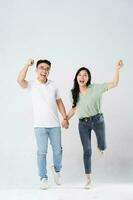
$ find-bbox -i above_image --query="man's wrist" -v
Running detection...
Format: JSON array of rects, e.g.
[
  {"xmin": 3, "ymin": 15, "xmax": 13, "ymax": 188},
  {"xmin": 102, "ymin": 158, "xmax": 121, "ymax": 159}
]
[
  {"xmin": 25, "ymin": 64, "xmax": 30, "ymax": 68},
  {"xmin": 63, "ymin": 117, "xmax": 68, "ymax": 120}
]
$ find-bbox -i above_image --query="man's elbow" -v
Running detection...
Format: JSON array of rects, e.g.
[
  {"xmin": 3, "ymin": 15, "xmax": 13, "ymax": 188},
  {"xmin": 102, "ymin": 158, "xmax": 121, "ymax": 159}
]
[
  {"xmin": 17, "ymin": 79, "xmax": 27, "ymax": 88},
  {"xmin": 17, "ymin": 78, "xmax": 23, "ymax": 86},
  {"xmin": 17, "ymin": 77, "xmax": 21, "ymax": 84},
  {"xmin": 17, "ymin": 77, "xmax": 21, "ymax": 85}
]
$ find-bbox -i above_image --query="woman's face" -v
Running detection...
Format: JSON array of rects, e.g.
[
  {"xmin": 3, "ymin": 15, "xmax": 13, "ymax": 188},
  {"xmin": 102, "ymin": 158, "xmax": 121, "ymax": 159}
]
[{"xmin": 77, "ymin": 70, "xmax": 89, "ymax": 87}]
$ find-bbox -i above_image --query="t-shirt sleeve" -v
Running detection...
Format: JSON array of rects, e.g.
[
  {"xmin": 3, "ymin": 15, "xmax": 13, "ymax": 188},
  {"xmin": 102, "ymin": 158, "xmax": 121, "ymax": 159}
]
[
  {"xmin": 27, "ymin": 80, "xmax": 33, "ymax": 91},
  {"xmin": 96, "ymin": 83, "xmax": 108, "ymax": 94},
  {"xmin": 69, "ymin": 91, "xmax": 73, "ymax": 104},
  {"xmin": 55, "ymin": 88, "xmax": 61, "ymax": 100}
]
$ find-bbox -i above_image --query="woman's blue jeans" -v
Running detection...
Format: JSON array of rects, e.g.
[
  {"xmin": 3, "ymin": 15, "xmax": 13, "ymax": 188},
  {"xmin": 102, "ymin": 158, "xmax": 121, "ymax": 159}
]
[{"xmin": 78, "ymin": 113, "xmax": 107, "ymax": 174}]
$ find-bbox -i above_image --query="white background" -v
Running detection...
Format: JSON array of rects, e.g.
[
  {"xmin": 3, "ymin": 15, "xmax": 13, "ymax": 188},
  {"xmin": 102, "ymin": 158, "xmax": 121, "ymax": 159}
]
[{"xmin": 0, "ymin": 0, "xmax": 133, "ymax": 189}]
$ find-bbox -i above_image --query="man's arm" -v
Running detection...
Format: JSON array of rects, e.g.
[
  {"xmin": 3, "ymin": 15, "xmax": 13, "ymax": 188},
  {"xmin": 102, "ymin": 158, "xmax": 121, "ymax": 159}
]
[
  {"xmin": 107, "ymin": 60, "xmax": 124, "ymax": 90},
  {"xmin": 17, "ymin": 58, "xmax": 34, "ymax": 88},
  {"xmin": 56, "ymin": 99, "xmax": 69, "ymax": 129}
]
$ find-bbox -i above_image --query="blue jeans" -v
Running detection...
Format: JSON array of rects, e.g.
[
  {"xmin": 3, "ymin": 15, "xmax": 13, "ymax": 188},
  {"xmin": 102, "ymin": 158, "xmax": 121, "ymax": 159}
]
[
  {"xmin": 78, "ymin": 113, "xmax": 106, "ymax": 174},
  {"xmin": 34, "ymin": 127, "xmax": 62, "ymax": 180}
]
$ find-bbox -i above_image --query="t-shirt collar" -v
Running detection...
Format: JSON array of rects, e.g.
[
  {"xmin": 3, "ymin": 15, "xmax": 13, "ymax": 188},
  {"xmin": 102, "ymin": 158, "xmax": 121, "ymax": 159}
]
[{"xmin": 35, "ymin": 79, "xmax": 51, "ymax": 85}]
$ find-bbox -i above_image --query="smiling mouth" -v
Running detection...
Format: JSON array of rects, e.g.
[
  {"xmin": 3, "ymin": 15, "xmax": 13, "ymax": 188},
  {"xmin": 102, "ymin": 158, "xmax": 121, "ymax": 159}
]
[
  {"xmin": 79, "ymin": 80, "xmax": 85, "ymax": 84},
  {"xmin": 40, "ymin": 74, "xmax": 46, "ymax": 77}
]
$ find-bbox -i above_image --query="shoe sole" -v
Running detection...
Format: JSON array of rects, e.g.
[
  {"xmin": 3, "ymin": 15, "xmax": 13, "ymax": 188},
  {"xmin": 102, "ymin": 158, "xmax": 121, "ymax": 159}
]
[
  {"xmin": 40, "ymin": 185, "xmax": 49, "ymax": 190},
  {"xmin": 84, "ymin": 184, "xmax": 92, "ymax": 189}
]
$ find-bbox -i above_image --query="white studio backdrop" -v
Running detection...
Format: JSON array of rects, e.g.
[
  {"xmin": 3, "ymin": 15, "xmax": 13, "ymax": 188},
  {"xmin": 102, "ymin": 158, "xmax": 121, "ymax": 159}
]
[{"xmin": 0, "ymin": 0, "xmax": 133, "ymax": 186}]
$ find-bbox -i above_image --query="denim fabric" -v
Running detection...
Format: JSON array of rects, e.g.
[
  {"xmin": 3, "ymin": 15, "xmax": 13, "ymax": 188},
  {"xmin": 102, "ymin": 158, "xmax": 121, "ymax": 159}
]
[
  {"xmin": 34, "ymin": 127, "xmax": 62, "ymax": 179},
  {"xmin": 78, "ymin": 113, "xmax": 106, "ymax": 174}
]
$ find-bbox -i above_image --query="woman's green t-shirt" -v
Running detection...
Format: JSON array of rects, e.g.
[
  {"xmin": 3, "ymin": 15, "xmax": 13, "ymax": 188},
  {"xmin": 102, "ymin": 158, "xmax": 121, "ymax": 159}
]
[{"xmin": 75, "ymin": 83, "xmax": 108, "ymax": 118}]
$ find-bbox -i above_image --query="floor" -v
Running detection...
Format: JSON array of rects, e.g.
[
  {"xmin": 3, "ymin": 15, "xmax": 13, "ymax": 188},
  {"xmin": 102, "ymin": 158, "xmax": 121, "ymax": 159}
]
[{"xmin": 0, "ymin": 183, "xmax": 133, "ymax": 200}]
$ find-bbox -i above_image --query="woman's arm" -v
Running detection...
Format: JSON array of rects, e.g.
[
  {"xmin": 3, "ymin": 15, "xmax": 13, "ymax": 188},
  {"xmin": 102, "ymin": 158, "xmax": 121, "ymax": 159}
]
[
  {"xmin": 107, "ymin": 60, "xmax": 124, "ymax": 90},
  {"xmin": 67, "ymin": 107, "xmax": 77, "ymax": 120}
]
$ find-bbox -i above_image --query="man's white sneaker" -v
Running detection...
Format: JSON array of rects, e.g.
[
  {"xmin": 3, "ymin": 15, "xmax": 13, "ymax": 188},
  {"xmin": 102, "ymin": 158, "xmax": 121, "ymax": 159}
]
[
  {"xmin": 40, "ymin": 178, "xmax": 49, "ymax": 190},
  {"xmin": 51, "ymin": 166, "xmax": 61, "ymax": 185},
  {"xmin": 84, "ymin": 176, "xmax": 92, "ymax": 189}
]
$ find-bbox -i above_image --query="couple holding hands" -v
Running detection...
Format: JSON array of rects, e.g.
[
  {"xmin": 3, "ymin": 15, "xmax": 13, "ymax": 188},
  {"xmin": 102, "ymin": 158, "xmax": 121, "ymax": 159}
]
[{"xmin": 17, "ymin": 58, "xmax": 123, "ymax": 189}]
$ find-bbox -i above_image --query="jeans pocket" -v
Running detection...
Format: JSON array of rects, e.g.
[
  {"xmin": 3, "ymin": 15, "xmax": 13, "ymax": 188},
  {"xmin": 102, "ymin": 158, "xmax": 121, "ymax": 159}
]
[
  {"xmin": 95, "ymin": 115, "xmax": 104, "ymax": 123},
  {"xmin": 79, "ymin": 120, "xmax": 86, "ymax": 130}
]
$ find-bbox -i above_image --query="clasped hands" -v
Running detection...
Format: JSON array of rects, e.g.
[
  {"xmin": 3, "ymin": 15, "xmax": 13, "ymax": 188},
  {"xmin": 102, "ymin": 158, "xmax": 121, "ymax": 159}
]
[{"xmin": 61, "ymin": 118, "xmax": 69, "ymax": 129}]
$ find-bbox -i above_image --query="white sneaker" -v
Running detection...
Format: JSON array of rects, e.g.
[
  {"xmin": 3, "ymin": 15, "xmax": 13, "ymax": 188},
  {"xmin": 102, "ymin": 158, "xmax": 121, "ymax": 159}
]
[
  {"xmin": 51, "ymin": 166, "xmax": 61, "ymax": 185},
  {"xmin": 97, "ymin": 147, "xmax": 105, "ymax": 155},
  {"xmin": 84, "ymin": 176, "xmax": 92, "ymax": 189},
  {"xmin": 40, "ymin": 178, "xmax": 49, "ymax": 190}
]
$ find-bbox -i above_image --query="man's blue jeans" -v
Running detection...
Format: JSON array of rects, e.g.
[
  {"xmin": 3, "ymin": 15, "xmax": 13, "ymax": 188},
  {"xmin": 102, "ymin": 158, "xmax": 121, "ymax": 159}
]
[
  {"xmin": 34, "ymin": 127, "xmax": 62, "ymax": 180},
  {"xmin": 78, "ymin": 113, "xmax": 107, "ymax": 174}
]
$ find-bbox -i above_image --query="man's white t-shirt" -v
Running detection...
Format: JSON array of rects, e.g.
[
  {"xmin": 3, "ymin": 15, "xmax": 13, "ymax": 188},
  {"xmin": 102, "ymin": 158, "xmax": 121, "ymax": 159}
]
[{"xmin": 28, "ymin": 79, "xmax": 60, "ymax": 128}]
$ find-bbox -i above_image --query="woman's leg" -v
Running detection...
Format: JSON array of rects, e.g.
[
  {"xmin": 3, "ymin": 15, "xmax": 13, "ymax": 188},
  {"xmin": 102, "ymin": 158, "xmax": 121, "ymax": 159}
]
[
  {"xmin": 78, "ymin": 121, "xmax": 92, "ymax": 174},
  {"xmin": 93, "ymin": 114, "xmax": 107, "ymax": 151}
]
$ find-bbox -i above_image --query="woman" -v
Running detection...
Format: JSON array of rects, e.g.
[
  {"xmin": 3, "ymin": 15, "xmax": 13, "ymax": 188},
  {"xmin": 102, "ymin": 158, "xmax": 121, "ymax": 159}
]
[{"xmin": 66, "ymin": 60, "xmax": 123, "ymax": 189}]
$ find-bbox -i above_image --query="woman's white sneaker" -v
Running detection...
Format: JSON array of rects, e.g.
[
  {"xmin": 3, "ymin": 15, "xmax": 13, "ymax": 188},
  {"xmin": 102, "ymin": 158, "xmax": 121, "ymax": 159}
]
[
  {"xmin": 84, "ymin": 175, "xmax": 92, "ymax": 189},
  {"xmin": 97, "ymin": 147, "xmax": 105, "ymax": 155},
  {"xmin": 40, "ymin": 178, "xmax": 49, "ymax": 190}
]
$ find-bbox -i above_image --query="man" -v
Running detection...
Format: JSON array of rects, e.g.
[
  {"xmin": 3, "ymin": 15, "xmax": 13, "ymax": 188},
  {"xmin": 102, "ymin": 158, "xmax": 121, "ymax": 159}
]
[{"xmin": 17, "ymin": 58, "xmax": 69, "ymax": 189}]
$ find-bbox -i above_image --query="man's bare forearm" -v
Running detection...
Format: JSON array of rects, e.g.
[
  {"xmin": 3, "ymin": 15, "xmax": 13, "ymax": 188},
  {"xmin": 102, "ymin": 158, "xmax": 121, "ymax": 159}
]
[{"xmin": 17, "ymin": 59, "xmax": 34, "ymax": 88}]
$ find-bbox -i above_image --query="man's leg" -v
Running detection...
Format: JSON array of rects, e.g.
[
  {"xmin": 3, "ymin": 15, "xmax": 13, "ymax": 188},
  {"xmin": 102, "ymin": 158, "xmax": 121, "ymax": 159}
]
[
  {"xmin": 34, "ymin": 127, "xmax": 48, "ymax": 180},
  {"xmin": 49, "ymin": 127, "xmax": 62, "ymax": 185},
  {"xmin": 49, "ymin": 127, "xmax": 62, "ymax": 172}
]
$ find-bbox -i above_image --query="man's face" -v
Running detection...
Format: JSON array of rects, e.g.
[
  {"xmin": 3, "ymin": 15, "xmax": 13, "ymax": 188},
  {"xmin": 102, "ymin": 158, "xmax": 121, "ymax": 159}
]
[{"xmin": 36, "ymin": 63, "xmax": 50, "ymax": 82}]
